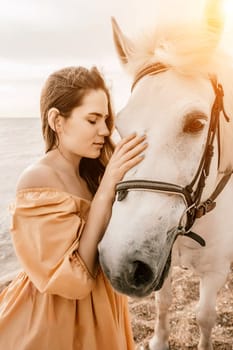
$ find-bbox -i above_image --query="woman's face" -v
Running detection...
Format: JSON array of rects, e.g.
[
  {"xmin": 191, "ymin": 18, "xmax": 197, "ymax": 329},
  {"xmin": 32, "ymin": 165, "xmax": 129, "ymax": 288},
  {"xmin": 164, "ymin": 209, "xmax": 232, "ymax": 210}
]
[{"xmin": 58, "ymin": 89, "xmax": 110, "ymax": 160}]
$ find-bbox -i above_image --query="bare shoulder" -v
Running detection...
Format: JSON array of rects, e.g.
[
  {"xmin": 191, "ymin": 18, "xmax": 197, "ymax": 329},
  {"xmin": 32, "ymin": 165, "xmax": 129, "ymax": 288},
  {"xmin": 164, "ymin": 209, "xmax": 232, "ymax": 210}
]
[{"xmin": 16, "ymin": 163, "xmax": 64, "ymax": 191}]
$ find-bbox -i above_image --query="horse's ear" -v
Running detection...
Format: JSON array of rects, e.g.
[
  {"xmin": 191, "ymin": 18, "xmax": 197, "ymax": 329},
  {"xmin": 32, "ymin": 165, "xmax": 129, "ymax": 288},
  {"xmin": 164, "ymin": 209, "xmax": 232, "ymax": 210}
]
[{"xmin": 111, "ymin": 17, "xmax": 135, "ymax": 65}]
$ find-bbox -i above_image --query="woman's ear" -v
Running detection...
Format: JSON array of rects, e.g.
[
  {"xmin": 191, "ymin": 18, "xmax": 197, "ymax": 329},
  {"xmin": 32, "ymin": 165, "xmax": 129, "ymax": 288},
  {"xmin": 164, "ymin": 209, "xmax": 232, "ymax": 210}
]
[{"xmin": 48, "ymin": 108, "xmax": 62, "ymax": 132}]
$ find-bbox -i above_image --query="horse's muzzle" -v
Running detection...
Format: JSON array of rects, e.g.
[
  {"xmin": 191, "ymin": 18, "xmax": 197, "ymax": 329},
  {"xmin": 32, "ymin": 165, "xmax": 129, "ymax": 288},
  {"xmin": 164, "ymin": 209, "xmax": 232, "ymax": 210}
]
[
  {"xmin": 99, "ymin": 253, "xmax": 172, "ymax": 297},
  {"xmin": 99, "ymin": 227, "xmax": 177, "ymax": 297}
]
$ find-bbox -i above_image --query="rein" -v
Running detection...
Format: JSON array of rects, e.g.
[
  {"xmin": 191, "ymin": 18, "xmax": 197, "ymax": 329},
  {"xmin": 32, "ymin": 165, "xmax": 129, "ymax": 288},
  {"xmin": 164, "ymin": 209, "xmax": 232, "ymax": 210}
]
[{"xmin": 116, "ymin": 63, "xmax": 232, "ymax": 246}]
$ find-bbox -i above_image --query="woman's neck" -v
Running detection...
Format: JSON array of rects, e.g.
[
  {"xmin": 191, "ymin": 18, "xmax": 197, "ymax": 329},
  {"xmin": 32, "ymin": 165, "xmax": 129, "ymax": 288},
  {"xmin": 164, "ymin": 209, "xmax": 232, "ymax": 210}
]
[{"xmin": 46, "ymin": 148, "xmax": 81, "ymax": 178}]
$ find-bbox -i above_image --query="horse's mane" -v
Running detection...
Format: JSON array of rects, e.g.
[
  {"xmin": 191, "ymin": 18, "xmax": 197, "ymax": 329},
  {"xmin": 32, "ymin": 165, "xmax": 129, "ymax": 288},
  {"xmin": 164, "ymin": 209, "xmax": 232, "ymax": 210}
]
[{"xmin": 125, "ymin": 19, "xmax": 233, "ymax": 173}]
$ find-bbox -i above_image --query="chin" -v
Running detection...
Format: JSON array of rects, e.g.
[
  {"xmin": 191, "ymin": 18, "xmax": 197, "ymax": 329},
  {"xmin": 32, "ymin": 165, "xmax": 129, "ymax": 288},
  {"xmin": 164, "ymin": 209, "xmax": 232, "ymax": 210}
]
[{"xmin": 83, "ymin": 152, "xmax": 101, "ymax": 159}]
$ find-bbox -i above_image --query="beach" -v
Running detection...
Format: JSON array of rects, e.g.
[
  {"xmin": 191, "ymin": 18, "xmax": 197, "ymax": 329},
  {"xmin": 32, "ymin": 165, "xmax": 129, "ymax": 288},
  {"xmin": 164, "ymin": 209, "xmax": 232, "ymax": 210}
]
[{"xmin": 0, "ymin": 117, "xmax": 232, "ymax": 349}]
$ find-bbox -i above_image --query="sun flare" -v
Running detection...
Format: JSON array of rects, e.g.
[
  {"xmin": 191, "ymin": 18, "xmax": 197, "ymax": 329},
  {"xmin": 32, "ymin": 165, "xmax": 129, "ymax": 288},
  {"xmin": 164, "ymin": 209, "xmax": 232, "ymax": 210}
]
[
  {"xmin": 223, "ymin": 0, "xmax": 233, "ymax": 23},
  {"xmin": 223, "ymin": 0, "xmax": 233, "ymax": 11}
]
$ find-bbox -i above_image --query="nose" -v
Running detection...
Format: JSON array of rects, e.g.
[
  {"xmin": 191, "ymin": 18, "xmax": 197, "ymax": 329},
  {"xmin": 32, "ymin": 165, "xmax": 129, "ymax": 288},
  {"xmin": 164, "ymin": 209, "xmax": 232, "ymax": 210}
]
[
  {"xmin": 99, "ymin": 250, "xmax": 154, "ymax": 290},
  {"xmin": 125, "ymin": 260, "xmax": 154, "ymax": 288},
  {"xmin": 99, "ymin": 120, "xmax": 110, "ymax": 136},
  {"xmin": 99, "ymin": 245, "xmax": 155, "ymax": 295}
]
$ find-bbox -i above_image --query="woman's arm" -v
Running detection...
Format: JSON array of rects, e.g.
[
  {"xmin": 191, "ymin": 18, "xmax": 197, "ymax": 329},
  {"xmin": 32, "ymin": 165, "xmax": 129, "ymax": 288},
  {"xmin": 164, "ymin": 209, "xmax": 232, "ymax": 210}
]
[
  {"xmin": 15, "ymin": 133, "xmax": 147, "ymax": 283},
  {"xmin": 78, "ymin": 133, "xmax": 147, "ymax": 275}
]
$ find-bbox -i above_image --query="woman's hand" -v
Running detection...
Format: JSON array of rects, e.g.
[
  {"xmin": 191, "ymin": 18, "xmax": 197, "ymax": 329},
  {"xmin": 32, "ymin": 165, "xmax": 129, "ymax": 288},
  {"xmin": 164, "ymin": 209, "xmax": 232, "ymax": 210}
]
[{"xmin": 98, "ymin": 133, "xmax": 148, "ymax": 200}]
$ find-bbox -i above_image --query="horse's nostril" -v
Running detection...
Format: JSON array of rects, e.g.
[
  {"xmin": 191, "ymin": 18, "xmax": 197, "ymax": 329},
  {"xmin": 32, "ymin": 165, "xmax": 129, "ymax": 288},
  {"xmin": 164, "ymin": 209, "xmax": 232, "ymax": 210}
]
[{"xmin": 127, "ymin": 260, "xmax": 154, "ymax": 288}]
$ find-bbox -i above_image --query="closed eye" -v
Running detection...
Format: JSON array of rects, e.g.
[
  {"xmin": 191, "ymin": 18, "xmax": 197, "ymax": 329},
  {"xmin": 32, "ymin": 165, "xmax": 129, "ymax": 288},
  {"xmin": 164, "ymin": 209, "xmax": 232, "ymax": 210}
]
[
  {"xmin": 87, "ymin": 112, "xmax": 109, "ymax": 125},
  {"xmin": 183, "ymin": 112, "xmax": 208, "ymax": 134}
]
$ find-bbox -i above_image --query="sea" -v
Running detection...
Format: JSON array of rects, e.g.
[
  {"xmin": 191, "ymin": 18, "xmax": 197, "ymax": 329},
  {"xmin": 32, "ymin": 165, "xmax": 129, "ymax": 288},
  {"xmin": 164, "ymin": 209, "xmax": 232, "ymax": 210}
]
[{"xmin": 0, "ymin": 118, "xmax": 44, "ymax": 283}]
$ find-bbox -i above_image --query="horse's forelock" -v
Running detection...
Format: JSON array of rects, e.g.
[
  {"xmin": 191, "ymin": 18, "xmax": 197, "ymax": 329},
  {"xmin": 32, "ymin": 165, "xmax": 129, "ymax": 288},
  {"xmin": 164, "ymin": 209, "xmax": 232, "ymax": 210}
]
[
  {"xmin": 124, "ymin": 19, "xmax": 233, "ymax": 173},
  {"xmin": 126, "ymin": 20, "xmax": 229, "ymax": 77}
]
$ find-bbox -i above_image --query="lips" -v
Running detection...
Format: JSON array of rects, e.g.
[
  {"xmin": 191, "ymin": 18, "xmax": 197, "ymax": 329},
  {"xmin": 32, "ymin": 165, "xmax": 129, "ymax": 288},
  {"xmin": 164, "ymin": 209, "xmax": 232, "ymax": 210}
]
[{"xmin": 93, "ymin": 142, "xmax": 104, "ymax": 147}]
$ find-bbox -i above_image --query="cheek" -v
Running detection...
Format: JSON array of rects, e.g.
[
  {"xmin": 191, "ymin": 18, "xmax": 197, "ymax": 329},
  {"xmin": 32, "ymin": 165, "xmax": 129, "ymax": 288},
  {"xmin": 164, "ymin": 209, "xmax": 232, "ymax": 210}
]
[
  {"xmin": 64, "ymin": 122, "xmax": 91, "ymax": 140},
  {"xmin": 174, "ymin": 133, "xmax": 207, "ymax": 182}
]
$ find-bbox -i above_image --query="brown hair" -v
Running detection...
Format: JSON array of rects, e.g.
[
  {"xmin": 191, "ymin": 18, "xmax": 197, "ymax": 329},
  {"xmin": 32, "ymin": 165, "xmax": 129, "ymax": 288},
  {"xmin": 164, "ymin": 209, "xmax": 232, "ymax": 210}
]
[{"xmin": 40, "ymin": 66, "xmax": 115, "ymax": 195}]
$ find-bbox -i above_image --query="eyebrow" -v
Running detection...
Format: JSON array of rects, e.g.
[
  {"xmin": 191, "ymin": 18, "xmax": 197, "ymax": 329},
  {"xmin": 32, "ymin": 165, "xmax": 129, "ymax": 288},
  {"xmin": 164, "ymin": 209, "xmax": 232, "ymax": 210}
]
[{"xmin": 87, "ymin": 112, "xmax": 109, "ymax": 118}]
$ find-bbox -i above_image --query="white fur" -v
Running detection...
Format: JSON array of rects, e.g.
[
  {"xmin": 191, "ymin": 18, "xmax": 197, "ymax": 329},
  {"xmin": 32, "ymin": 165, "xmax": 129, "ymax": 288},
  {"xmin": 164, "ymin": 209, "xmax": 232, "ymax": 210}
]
[{"xmin": 99, "ymin": 9, "xmax": 233, "ymax": 350}]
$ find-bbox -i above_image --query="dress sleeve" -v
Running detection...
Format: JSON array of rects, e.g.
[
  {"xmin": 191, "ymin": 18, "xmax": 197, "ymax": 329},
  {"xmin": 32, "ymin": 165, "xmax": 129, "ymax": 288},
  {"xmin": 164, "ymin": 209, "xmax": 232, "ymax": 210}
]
[{"xmin": 10, "ymin": 188, "xmax": 96, "ymax": 300}]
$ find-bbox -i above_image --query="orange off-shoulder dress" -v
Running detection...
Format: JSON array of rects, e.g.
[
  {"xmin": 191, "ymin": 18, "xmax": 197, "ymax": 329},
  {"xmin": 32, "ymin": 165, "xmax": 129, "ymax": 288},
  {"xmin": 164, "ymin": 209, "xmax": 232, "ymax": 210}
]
[{"xmin": 0, "ymin": 188, "xmax": 135, "ymax": 350}]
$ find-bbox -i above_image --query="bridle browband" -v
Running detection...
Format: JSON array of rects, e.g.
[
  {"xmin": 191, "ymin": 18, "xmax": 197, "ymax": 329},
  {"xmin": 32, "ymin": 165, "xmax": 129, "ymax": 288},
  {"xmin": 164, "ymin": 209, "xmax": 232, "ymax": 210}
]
[{"xmin": 116, "ymin": 62, "xmax": 232, "ymax": 246}]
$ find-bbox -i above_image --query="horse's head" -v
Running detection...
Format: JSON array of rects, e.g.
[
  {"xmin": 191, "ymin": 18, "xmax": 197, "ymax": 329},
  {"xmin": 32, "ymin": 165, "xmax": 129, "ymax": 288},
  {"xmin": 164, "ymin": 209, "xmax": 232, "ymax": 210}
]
[{"xmin": 99, "ymin": 1, "xmax": 233, "ymax": 297}]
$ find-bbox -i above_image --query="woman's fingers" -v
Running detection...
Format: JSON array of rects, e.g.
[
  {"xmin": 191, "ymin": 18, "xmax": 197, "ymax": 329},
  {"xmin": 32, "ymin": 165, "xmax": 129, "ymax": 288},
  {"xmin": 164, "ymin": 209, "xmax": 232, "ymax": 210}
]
[
  {"xmin": 113, "ymin": 133, "xmax": 148, "ymax": 168},
  {"xmin": 120, "ymin": 153, "xmax": 145, "ymax": 173},
  {"xmin": 119, "ymin": 140, "xmax": 148, "ymax": 163},
  {"xmin": 114, "ymin": 133, "xmax": 146, "ymax": 155},
  {"xmin": 103, "ymin": 133, "xmax": 148, "ymax": 189}
]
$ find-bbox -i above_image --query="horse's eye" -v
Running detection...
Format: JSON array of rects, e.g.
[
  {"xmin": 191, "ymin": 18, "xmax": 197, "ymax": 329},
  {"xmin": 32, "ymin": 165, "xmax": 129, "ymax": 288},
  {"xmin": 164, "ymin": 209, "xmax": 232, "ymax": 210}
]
[{"xmin": 183, "ymin": 118, "xmax": 206, "ymax": 134}]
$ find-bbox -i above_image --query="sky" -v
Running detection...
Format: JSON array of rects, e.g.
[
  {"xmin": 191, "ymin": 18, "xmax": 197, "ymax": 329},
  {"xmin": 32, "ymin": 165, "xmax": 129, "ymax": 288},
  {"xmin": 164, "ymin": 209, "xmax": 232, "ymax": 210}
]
[{"xmin": 0, "ymin": 0, "xmax": 233, "ymax": 118}]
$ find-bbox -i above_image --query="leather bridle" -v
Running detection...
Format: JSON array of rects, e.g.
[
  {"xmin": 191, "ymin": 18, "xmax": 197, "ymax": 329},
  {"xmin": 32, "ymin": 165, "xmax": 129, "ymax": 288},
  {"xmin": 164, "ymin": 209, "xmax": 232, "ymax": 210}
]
[{"xmin": 116, "ymin": 63, "xmax": 232, "ymax": 246}]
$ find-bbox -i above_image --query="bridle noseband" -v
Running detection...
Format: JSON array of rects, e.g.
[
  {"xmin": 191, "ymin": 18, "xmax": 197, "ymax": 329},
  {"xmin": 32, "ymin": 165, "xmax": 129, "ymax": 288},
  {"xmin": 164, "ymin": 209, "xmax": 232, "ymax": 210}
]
[{"xmin": 116, "ymin": 63, "xmax": 232, "ymax": 246}]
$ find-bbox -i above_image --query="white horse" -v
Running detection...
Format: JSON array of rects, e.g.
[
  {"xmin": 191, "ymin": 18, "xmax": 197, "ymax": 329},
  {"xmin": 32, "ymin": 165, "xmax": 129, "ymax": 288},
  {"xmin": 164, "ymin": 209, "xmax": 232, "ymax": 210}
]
[{"xmin": 98, "ymin": 1, "xmax": 233, "ymax": 349}]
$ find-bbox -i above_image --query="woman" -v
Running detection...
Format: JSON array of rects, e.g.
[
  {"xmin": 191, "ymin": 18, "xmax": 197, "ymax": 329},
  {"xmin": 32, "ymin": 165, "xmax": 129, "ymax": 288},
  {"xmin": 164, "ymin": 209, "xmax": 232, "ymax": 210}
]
[{"xmin": 0, "ymin": 66, "xmax": 147, "ymax": 350}]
